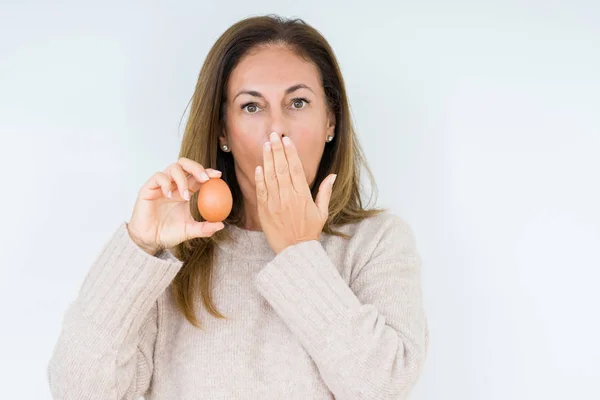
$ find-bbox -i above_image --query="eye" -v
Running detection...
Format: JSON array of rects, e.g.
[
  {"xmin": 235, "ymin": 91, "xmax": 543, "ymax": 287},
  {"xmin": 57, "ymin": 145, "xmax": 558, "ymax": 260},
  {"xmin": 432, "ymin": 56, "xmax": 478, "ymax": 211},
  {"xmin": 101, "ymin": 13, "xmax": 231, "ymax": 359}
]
[
  {"xmin": 291, "ymin": 98, "xmax": 310, "ymax": 110},
  {"xmin": 241, "ymin": 102, "xmax": 261, "ymax": 114}
]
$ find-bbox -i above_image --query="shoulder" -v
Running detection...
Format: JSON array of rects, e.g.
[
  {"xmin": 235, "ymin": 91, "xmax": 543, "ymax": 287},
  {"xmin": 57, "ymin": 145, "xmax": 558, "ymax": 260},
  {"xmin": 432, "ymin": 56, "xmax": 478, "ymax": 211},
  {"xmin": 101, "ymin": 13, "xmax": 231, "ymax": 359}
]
[
  {"xmin": 340, "ymin": 210, "xmax": 415, "ymax": 239},
  {"xmin": 329, "ymin": 210, "xmax": 420, "ymax": 270},
  {"xmin": 334, "ymin": 210, "xmax": 417, "ymax": 249}
]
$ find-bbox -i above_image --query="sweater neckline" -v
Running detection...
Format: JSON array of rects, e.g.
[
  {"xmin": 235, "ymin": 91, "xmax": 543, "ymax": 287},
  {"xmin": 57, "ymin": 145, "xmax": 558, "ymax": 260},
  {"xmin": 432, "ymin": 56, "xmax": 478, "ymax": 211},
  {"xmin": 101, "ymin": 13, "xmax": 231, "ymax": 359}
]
[{"xmin": 217, "ymin": 224, "xmax": 277, "ymax": 261}]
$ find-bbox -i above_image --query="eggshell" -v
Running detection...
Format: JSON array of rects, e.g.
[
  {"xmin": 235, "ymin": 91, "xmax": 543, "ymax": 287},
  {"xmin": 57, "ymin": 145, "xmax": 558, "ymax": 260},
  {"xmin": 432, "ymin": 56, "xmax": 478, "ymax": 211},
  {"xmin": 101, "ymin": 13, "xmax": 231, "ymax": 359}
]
[{"xmin": 197, "ymin": 178, "xmax": 233, "ymax": 222}]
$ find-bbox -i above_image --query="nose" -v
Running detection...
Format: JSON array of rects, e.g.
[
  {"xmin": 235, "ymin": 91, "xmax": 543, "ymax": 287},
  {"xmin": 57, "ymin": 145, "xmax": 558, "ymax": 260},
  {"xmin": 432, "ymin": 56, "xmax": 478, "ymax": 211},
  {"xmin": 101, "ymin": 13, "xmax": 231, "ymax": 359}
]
[
  {"xmin": 266, "ymin": 109, "xmax": 288, "ymax": 140},
  {"xmin": 269, "ymin": 132, "xmax": 286, "ymax": 139}
]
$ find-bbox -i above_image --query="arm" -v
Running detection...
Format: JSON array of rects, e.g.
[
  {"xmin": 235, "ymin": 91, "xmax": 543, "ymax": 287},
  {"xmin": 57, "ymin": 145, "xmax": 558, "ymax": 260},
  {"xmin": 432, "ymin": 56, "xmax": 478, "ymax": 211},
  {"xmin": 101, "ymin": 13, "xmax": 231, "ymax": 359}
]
[
  {"xmin": 47, "ymin": 222, "xmax": 183, "ymax": 400},
  {"xmin": 254, "ymin": 215, "xmax": 429, "ymax": 400}
]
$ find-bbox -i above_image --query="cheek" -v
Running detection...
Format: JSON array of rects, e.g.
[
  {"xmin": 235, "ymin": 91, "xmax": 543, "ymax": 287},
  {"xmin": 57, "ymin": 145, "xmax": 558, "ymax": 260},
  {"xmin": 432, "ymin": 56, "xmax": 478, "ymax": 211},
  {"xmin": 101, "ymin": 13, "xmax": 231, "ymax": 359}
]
[
  {"xmin": 290, "ymin": 131, "xmax": 325, "ymax": 180},
  {"xmin": 228, "ymin": 126, "xmax": 265, "ymax": 170},
  {"xmin": 237, "ymin": 139, "xmax": 264, "ymax": 163}
]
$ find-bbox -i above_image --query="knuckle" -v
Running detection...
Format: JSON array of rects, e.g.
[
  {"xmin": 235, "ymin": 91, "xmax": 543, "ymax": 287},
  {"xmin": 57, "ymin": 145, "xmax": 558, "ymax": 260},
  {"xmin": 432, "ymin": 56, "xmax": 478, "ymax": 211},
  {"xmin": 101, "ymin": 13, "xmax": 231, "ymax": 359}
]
[
  {"xmin": 173, "ymin": 162, "xmax": 184, "ymax": 172},
  {"xmin": 280, "ymin": 193, "xmax": 292, "ymax": 203},
  {"xmin": 153, "ymin": 172, "xmax": 167, "ymax": 185},
  {"xmin": 165, "ymin": 164, "xmax": 177, "ymax": 176},
  {"xmin": 290, "ymin": 164, "xmax": 303, "ymax": 175},
  {"xmin": 172, "ymin": 166, "xmax": 185, "ymax": 179},
  {"xmin": 275, "ymin": 165, "xmax": 289, "ymax": 175},
  {"xmin": 257, "ymin": 189, "xmax": 268, "ymax": 201},
  {"xmin": 265, "ymin": 172, "xmax": 278, "ymax": 183},
  {"xmin": 268, "ymin": 204, "xmax": 282, "ymax": 215}
]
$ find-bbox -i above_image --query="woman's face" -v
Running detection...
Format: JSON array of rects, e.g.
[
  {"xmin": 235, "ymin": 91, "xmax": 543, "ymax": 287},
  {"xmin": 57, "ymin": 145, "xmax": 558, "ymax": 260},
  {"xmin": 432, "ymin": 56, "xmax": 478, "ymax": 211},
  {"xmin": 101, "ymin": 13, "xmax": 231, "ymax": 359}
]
[{"xmin": 220, "ymin": 45, "xmax": 335, "ymax": 194}]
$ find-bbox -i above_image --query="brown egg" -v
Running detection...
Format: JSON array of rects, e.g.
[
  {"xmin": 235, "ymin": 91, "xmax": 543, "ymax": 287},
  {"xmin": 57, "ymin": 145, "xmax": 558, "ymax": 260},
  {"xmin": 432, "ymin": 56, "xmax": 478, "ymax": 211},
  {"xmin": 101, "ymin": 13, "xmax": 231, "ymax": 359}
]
[{"xmin": 197, "ymin": 178, "xmax": 233, "ymax": 222}]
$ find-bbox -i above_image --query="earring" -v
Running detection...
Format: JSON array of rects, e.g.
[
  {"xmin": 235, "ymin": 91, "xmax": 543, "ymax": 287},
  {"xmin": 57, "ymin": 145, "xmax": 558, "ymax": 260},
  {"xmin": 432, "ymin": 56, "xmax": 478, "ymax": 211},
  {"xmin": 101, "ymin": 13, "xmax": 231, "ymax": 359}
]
[
  {"xmin": 326, "ymin": 135, "xmax": 334, "ymax": 142},
  {"xmin": 221, "ymin": 144, "xmax": 229, "ymax": 152}
]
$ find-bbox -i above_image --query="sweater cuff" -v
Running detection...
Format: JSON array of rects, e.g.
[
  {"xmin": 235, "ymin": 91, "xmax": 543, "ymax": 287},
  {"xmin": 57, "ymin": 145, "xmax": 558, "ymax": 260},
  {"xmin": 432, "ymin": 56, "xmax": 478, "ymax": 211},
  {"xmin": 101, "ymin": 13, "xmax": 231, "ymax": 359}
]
[
  {"xmin": 254, "ymin": 240, "xmax": 362, "ymax": 355},
  {"xmin": 72, "ymin": 222, "xmax": 183, "ymax": 338}
]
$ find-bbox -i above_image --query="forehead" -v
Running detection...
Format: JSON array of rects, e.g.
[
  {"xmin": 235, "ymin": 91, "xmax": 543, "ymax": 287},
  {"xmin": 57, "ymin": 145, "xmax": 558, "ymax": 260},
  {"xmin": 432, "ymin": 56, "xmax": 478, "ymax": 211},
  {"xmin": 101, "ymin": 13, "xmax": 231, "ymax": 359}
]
[{"xmin": 227, "ymin": 45, "xmax": 322, "ymax": 95}]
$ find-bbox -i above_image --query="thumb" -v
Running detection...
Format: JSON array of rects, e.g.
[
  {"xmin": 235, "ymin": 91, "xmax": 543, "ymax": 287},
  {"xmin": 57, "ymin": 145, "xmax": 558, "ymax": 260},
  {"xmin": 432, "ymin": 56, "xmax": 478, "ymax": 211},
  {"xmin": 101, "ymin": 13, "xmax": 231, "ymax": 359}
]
[
  {"xmin": 315, "ymin": 174, "xmax": 337, "ymax": 219},
  {"xmin": 187, "ymin": 221, "xmax": 225, "ymax": 239}
]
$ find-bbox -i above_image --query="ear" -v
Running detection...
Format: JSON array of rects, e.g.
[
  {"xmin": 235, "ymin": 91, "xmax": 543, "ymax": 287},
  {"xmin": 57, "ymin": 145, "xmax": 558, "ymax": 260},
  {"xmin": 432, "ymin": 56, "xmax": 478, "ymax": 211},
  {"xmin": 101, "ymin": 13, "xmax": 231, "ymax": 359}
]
[
  {"xmin": 326, "ymin": 110, "xmax": 336, "ymax": 136},
  {"xmin": 218, "ymin": 128, "xmax": 228, "ymax": 148}
]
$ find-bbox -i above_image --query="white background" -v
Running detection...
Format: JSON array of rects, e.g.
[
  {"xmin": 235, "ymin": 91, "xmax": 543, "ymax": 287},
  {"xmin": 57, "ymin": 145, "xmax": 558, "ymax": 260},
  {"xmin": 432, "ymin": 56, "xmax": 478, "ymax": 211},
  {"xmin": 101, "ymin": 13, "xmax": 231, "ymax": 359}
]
[{"xmin": 1, "ymin": 1, "xmax": 598, "ymax": 399}]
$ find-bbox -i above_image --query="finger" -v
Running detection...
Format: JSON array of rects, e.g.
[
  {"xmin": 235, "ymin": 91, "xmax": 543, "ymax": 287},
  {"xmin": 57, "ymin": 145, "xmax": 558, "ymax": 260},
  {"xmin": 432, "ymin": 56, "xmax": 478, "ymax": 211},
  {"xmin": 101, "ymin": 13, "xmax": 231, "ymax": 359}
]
[
  {"xmin": 186, "ymin": 221, "xmax": 225, "ymax": 239},
  {"xmin": 315, "ymin": 174, "xmax": 337, "ymax": 220},
  {"xmin": 183, "ymin": 169, "xmax": 222, "ymax": 193},
  {"xmin": 269, "ymin": 132, "xmax": 293, "ymax": 197},
  {"xmin": 204, "ymin": 168, "xmax": 222, "ymax": 178},
  {"xmin": 262, "ymin": 140, "xmax": 279, "ymax": 200},
  {"xmin": 282, "ymin": 136, "xmax": 310, "ymax": 196},
  {"xmin": 255, "ymin": 166, "xmax": 268, "ymax": 206},
  {"xmin": 177, "ymin": 157, "xmax": 220, "ymax": 183},
  {"xmin": 143, "ymin": 171, "xmax": 175, "ymax": 199},
  {"xmin": 165, "ymin": 163, "xmax": 191, "ymax": 201}
]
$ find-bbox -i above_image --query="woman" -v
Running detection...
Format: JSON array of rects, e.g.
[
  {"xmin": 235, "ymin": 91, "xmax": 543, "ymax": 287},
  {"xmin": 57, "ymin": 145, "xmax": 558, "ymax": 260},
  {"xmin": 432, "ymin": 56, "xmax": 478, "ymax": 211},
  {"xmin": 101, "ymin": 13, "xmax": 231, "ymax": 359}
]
[{"xmin": 48, "ymin": 14, "xmax": 428, "ymax": 400}]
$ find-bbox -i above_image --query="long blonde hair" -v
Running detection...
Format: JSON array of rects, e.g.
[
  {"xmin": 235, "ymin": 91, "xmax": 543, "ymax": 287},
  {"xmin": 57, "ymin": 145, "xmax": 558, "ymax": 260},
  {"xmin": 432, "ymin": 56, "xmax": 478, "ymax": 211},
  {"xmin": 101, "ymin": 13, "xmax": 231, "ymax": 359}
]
[{"xmin": 171, "ymin": 15, "xmax": 384, "ymax": 328}]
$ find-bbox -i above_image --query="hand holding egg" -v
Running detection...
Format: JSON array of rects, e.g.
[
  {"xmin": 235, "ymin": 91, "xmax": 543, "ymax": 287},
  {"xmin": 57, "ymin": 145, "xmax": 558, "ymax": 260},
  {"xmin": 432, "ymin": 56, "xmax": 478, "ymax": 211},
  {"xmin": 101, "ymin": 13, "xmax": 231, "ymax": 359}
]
[{"xmin": 127, "ymin": 158, "xmax": 228, "ymax": 255}]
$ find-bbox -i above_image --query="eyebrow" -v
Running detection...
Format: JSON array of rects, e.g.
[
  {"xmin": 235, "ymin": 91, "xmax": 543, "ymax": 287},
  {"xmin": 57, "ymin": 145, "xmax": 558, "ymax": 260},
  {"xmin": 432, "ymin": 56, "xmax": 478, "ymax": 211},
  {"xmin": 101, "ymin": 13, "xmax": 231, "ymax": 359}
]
[{"xmin": 232, "ymin": 84, "xmax": 314, "ymax": 102}]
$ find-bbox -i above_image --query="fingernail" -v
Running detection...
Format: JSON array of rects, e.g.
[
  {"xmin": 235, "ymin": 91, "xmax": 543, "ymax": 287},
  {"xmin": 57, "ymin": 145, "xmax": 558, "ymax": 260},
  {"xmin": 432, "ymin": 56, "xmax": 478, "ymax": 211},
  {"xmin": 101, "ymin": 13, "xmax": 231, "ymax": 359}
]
[
  {"xmin": 168, "ymin": 190, "xmax": 172, "ymax": 199},
  {"xmin": 184, "ymin": 190, "xmax": 190, "ymax": 201},
  {"xmin": 270, "ymin": 131, "xmax": 278, "ymax": 140},
  {"xmin": 331, "ymin": 174, "xmax": 337, "ymax": 185},
  {"xmin": 282, "ymin": 136, "xmax": 291, "ymax": 146},
  {"xmin": 202, "ymin": 172, "xmax": 210, "ymax": 180},
  {"xmin": 265, "ymin": 142, "xmax": 271, "ymax": 151}
]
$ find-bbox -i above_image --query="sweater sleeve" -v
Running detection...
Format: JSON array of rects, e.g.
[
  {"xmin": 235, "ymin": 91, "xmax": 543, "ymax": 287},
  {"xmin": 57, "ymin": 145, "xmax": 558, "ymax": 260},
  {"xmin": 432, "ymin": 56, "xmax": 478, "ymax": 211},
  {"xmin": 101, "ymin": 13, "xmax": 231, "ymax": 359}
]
[
  {"xmin": 47, "ymin": 222, "xmax": 183, "ymax": 400},
  {"xmin": 254, "ymin": 215, "xmax": 429, "ymax": 400}
]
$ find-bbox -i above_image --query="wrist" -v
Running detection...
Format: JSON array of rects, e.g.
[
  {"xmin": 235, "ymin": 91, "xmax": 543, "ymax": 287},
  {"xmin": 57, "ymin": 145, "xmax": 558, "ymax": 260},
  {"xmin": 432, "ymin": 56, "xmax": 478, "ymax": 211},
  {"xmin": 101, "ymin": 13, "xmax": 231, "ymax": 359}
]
[{"xmin": 126, "ymin": 223, "xmax": 160, "ymax": 256}]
